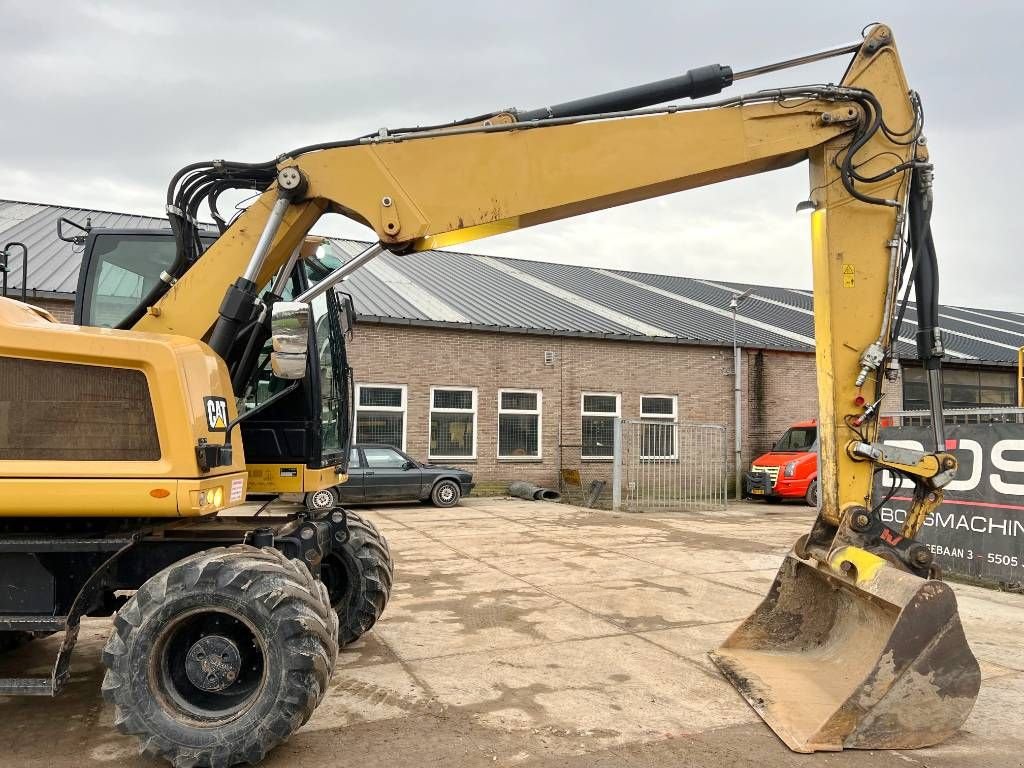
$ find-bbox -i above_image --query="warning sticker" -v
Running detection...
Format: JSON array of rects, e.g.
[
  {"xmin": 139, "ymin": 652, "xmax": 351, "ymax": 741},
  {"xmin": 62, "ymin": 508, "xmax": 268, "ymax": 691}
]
[
  {"xmin": 842, "ymin": 263, "xmax": 855, "ymax": 288},
  {"xmin": 229, "ymin": 477, "xmax": 245, "ymax": 503},
  {"xmin": 203, "ymin": 396, "xmax": 229, "ymax": 432}
]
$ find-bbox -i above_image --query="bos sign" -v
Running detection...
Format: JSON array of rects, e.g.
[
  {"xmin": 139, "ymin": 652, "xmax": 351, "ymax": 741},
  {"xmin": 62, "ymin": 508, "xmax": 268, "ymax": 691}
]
[{"xmin": 874, "ymin": 423, "xmax": 1024, "ymax": 587}]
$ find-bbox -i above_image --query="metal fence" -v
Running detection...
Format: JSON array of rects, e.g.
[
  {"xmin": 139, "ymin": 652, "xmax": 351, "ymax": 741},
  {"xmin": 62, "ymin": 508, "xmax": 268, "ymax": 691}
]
[
  {"xmin": 557, "ymin": 444, "xmax": 614, "ymax": 509},
  {"xmin": 886, "ymin": 407, "xmax": 1024, "ymax": 427},
  {"xmin": 612, "ymin": 419, "xmax": 728, "ymax": 512}
]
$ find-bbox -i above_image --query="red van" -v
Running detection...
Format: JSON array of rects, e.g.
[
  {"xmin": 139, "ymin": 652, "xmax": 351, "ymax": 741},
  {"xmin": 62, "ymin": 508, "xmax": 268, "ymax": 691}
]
[{"xmin": 744, "ymin": 419, "xmax": 818, "ymax": 506}]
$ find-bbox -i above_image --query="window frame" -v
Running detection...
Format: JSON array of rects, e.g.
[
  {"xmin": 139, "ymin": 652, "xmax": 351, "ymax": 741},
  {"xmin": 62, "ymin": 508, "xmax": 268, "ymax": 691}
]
[
  {"xmin": 581, "ymin": 391, "xmax": 621, "ymax": 461},
  {"xmin": 354, "ymin": 383, "xmax": 407, "ymax": 451},
  {"xmin": 362, "ymin": 446, "xmax": 412, "ymax": 469},
  {"xmin": 497, "ymin": 388, "xmax": 543, "ymax": 460},
  {"xmin": 902, "ymin": 365, "xmax": 1017, "ymax": 411},
  {"xmin": 640, "ymin": 394, "xmax": 679, "ymax": 460},
  {"xmin": 429, "ymin": 386, "xmax": 478, "ymax": 461}
]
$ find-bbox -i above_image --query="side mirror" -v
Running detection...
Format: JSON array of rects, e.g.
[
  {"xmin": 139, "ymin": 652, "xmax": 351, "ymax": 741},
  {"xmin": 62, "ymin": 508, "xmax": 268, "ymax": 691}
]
[
  {"xmin": 270, "ymin": 301, "xmax": 310, "ymax": 380},
  {"xmin": 403, "ymin": 460, "xmax": 416, "ymax": 470},
  {"xmin": 335, "ymin": 291, "xmax": 357, "ymax": 335}
]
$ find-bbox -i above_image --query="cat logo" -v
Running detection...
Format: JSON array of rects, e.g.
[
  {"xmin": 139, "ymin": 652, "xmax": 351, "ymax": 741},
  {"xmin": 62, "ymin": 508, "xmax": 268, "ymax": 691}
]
[{"xmin": 204, "ymin": 396, "xmax": 229, "ymax": 432}]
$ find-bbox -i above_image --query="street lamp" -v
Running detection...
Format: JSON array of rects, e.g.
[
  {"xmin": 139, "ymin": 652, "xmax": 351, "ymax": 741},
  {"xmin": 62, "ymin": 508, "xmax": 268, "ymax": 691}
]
[{"xmin": 730, "ymin": 289, "xmax": 755, "ymax": 500}]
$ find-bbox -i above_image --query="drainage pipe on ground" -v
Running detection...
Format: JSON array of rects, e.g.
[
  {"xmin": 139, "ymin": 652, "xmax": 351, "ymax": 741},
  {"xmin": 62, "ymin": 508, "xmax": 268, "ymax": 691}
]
[{"xmin": 508, "ymin": 481, "xmax": 562, "ymax": 502}]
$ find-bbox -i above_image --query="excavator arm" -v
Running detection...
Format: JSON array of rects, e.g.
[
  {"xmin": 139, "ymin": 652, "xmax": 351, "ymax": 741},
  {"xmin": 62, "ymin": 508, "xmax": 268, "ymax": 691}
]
[{"xmin": 132, "ymin": 23, "xmax": 979, "ymax": 750}]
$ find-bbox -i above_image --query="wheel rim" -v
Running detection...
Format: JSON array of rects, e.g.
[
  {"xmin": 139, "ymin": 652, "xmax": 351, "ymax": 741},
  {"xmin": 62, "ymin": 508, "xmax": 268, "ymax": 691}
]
[
  {"xmin": 152, "ymin": 608, "xmax": 267, "ymax": 724},
  {"xmin": 309, "ymin": 488, "xmax": 336, "ymax": 510},
  {"xmin": 320, "ymin": 552, "xmax": 354, "ymax": 611},
  {"xmin": 437, "ymin": 483, "xmax": 456, "ymax": 504}
]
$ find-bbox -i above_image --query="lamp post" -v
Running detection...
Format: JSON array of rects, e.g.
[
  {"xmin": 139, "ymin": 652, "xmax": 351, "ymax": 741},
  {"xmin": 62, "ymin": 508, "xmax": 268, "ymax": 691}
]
[{"xmin": 730, "ymin": 289, "xmax": 754, "ymax": 500}]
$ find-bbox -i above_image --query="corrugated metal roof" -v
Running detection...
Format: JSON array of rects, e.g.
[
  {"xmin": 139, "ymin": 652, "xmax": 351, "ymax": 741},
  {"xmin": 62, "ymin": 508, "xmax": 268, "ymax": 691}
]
[
  {"xmin": 3, "ymin": 200, "xmax": 1020, "ymax": 365},
  {"xmin": 0, "ymin": 199, "xmax": 193, "ymax": 297}
]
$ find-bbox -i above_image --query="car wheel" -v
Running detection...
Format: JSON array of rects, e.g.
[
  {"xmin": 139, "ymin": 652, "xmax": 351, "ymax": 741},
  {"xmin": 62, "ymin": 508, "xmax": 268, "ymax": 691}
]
[
  {"xmin": 305, "ymin": 486, "xmax": 339, "ymax": 513},
  {"xmin": 431, "ymin": 479, "xmax": 461, "ymax": 508},
  {"xmin": 805, "ymin": 479, "xmax": 818, "ymax": 507}
]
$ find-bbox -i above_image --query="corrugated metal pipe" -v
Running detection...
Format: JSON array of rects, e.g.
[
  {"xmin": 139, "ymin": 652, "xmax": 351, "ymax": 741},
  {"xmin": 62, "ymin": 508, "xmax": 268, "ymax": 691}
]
[{"xmin": 508, "ymin": 481, "xmax": 561, "ymax": 502}]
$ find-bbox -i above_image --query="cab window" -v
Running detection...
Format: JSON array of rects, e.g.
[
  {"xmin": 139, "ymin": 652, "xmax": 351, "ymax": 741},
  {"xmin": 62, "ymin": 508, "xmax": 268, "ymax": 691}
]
[{"xmin": 80, "ymin": 234, "xmax": 177, "ymax": 327}]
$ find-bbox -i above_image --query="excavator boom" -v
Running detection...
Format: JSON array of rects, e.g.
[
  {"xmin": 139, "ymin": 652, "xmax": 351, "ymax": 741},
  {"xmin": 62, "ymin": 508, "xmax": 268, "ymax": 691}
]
[{"xmin": 121, "ymin": 23, "xmax": 979, "ymax": 751}]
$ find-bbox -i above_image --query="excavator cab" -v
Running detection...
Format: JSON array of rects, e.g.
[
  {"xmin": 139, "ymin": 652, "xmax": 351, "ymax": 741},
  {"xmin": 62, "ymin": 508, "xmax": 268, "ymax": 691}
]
[{"xmin": 72, "ymin": 227, "xmax": 355, "ymax": 501}]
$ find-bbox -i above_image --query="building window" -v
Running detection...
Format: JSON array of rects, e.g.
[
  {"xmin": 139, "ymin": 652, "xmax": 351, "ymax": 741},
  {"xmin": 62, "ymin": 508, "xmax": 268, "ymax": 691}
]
[
  {"xmin": 641, "ymin": 395, "xmax": 678, "ymax": 459},
  {"xmin": 581, "ymin": 392, "xmax": 620, "ymax": 459},
  {"xmin": 430, "ymin": 387, "xmax": 477, "ymax": 460},
  {"xmin": 902, "ymin": 367, "xmax": 1016, "ymax": 411},
  {"xmin": 355, "ymin": 384, "xmax": 406, "ymax": 449},
  {"xmin": 498, "ymin": 389, "xmax": 542, "ymax": 459}
]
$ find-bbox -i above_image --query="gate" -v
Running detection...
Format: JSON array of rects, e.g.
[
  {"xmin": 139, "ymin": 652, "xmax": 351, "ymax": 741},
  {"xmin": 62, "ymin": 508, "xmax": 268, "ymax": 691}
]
[{"xmin": 612, "ymin": 419, "xmax": 728, "ymax": 512}]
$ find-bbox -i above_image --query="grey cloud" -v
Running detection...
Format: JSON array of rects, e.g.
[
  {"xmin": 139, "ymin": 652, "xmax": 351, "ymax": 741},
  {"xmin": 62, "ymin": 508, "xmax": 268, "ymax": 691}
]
[{"xmin": 0, "ymin": 0, "xmax": 1018, "ymax": 308}]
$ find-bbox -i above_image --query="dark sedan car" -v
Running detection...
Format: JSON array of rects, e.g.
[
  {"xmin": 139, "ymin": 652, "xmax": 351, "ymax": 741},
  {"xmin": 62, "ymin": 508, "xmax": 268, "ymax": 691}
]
[{"xmin": 331, "ymin": 444, "xmax": 474, "ymax": 508}]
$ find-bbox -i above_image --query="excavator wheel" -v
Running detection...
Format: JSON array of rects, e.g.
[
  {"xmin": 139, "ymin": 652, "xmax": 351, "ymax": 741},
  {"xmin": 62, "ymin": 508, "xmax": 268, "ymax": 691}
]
[
  {"xmin": 101, "ymin": 545, "xmax": 338, "ymax": 768},
  {"xmin": 320, "ymin": 511, "xmax": 393, "ymax": 645}
]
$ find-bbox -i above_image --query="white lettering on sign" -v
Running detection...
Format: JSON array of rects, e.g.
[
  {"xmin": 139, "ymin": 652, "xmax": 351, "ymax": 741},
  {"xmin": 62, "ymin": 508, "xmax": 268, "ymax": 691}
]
[
  {"xmin": 947, "ymin": 439, "xmax": 982, "ymax": 492},
  {"xmin": 204, "ymin": 396, "xmax": 229, "ymax": 432},
  {"xmin": 989, "ymin": 439, "xmax": 1024, "ymax": 495},
  {"xmin": 881, "ymin": 506, "xmax": 1024, "ymax": 537},
  {"xmin": 881, "ymin": 438, "xmax": 1024, "ymax": 495}
]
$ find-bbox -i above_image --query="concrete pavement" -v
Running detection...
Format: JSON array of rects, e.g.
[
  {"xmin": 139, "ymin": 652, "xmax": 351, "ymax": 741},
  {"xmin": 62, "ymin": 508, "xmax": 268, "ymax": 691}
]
[{"xmin": 1, "ymin": 498, "xmax": 1021, "ymax": 767}]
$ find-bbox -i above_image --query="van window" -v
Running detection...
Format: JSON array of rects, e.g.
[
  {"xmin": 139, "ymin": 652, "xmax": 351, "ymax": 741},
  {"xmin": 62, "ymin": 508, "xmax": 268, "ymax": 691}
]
[{"xmin": 775, "ymin": 427, "xmax": 817, "ymax": 452}]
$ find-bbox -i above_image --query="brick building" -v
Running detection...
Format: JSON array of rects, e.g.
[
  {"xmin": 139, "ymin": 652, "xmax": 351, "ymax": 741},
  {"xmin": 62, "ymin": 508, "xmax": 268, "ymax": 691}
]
[{"xmin": 3, "ymin": 199, "xmax": 1021, "ymax": 493}]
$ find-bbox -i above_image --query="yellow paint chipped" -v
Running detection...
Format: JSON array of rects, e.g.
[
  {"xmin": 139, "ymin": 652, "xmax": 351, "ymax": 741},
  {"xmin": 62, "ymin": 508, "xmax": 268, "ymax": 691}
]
[{"xmin": 829, "ymin": 545, "xmax": 886, "ymax": 584}]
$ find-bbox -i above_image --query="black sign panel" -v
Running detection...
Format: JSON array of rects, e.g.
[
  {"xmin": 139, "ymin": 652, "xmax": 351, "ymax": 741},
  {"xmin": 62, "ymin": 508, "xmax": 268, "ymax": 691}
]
[
  {"xmin": 873, "ymin": 423, "xmax": 1024, "ymax": 586},
  {"xmin": 203, "ymin": 396, "xmax": 229, "ymax": 432}
]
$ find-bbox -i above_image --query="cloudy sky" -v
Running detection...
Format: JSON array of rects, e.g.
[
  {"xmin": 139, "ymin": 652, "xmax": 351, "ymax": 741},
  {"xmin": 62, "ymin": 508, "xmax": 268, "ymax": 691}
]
[{"xmin": 0, "ymin": 1, "xmax": 1017, "ymax": 309}]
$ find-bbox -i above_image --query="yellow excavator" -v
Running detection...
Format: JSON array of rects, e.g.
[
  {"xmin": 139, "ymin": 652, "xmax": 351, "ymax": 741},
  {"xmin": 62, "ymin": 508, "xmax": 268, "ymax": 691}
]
[{"xmin": 0, "ymin": 22, "xmax": 979, "ymax": 765}]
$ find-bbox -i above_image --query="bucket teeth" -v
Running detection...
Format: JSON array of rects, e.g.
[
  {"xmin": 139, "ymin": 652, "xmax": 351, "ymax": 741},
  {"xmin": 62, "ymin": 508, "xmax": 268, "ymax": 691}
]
[{"xmin": 710, "ymin": 552, "xmax": 980, "ymax": 753}]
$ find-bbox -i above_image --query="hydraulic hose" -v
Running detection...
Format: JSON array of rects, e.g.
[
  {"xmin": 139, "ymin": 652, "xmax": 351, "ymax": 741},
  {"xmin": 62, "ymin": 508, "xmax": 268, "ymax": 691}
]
[{"xmin": 907, "ymin": 168, "xmax": 946, "ymax": 447}]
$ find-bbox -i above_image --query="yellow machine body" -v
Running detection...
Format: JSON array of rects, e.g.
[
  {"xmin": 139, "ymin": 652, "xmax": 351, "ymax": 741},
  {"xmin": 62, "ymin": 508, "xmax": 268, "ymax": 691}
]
[
  {"xmin": 0, "ymin": 297, "xmax": 247, "ymax": 517},
  {"xmin": 245, "ymin": 463, "xmax": 345, "ymax": 495}
]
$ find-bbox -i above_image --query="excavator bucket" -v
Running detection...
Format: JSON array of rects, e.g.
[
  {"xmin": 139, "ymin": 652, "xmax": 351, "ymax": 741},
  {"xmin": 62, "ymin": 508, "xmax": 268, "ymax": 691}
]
[{"xmin": 709, "ymin": 550, "xmax": 981, "ymax": 753}]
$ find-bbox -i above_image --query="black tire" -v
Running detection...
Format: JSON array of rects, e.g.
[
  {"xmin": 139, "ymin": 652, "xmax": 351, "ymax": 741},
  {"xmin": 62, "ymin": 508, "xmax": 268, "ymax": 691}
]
[
  {"xmin": 430, "ymin": 479, "xmax": 462, "ymax": 508},
  {"xmin": 101, "ymin": 545, "xmax": 338, "ymax": 768},
  {"xmin": 805, "ymin": 479, "xmax": 818, "ymax": 507},
  {"xmin": 305, "ymin": 486, "xmax": 340, "ymax": 513},
  {"xmin": 321, "ymin": 512, "xmax": 393, "ymax": 646}
]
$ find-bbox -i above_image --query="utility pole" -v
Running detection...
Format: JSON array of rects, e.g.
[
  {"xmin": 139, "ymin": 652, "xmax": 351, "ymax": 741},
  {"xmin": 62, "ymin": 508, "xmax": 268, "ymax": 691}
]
[{"xmin": 730, "ymin": 289, "xmax": 754, "ymax": 500}]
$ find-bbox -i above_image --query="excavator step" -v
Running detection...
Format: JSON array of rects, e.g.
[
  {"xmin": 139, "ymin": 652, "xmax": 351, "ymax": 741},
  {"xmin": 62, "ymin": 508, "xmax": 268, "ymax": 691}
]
[
  {"xmin": 0, "ymin": 677, "xmax": 60, "ymax": 696},
  {"xmin": 0, "ymin": 537, "xmax": 135, "ymax": 553},
  {"xmin": 0, "ymin": 619, "xmax": 78, "ymax": 697},
  {"xmin": 0, "ymin": 615, "xmax": 67, "ymax": 632}
]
